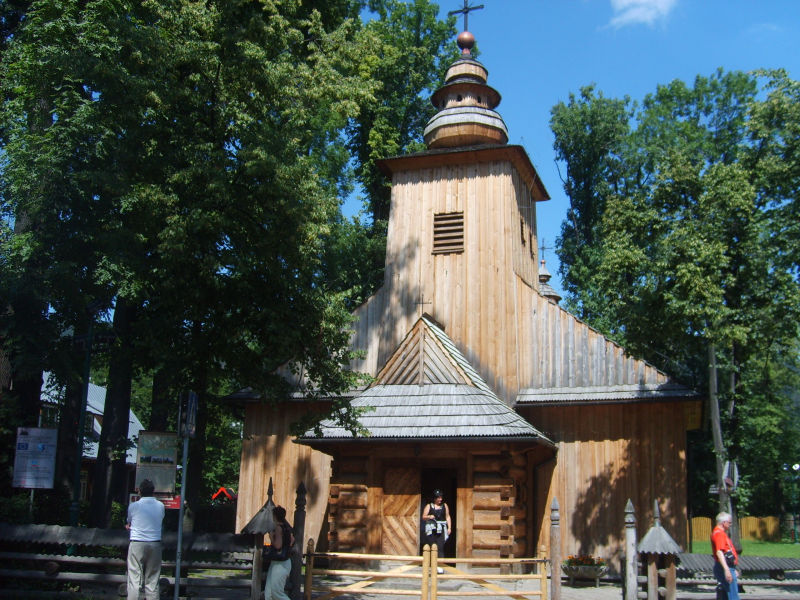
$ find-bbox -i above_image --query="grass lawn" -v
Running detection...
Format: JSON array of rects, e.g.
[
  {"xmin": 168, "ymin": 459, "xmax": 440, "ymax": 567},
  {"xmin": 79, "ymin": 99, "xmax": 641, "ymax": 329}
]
[{"xmin": 689, "ymin": 540, "xmax": 800, "ymax": 559}]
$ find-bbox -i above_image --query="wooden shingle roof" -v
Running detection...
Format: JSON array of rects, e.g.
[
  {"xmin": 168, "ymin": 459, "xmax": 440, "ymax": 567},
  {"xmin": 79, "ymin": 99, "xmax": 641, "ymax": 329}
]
[
  {"xmin": 299, "ymin": 316, "xmax": 553, "ymax": 445},
  {"xmin": 515, "ymin": 382, "xmax": 698, "ymax": 406},
  {"xmin": 299, "ymin": 383, "xmax": 553, "ymax": 442}
]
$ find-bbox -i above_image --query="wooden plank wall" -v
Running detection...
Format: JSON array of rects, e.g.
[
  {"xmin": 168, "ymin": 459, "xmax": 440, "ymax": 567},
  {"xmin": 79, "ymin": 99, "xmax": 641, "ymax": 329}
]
[
  {"xmin": 521, "ymin": 402, "xmax": 690, "ymax": 569},
  {"xmin": 347, "ymin": 161, "xmax": 537, "ymax": 406},
  {"xmin": 236, "ymin": 402, "xmax": 332, "ymax": 550},
  {"xmin": 690, "ymin": 516, "xmax": 781, "ymax": 542},
  {"xmin": 347, "ymin": 157, "xmax": 672, "ymax": 409},
  {"xmin": 525, "ymin": 289, "xmax": 670, "ymax": 390}
]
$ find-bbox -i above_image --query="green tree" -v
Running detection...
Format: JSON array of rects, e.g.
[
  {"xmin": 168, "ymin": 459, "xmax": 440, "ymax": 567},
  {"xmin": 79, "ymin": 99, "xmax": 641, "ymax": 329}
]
[
  {"xmin": 550, "ymin": 86, "xmax": 633, "ymax": 329},
  {"xmin": 1, "ymin": 0, "xmax": 460, "ymax": 525},
  {"xmin": 551, "ymin": 70, "xmax": 800, "ymax": 517},
  {"xmin": 320, "ymin": 0, "xmax": 457, "ymax": 308},
  {"xmin": 1, "ymin": 0, "xmax": 374, "ymax": 525}
]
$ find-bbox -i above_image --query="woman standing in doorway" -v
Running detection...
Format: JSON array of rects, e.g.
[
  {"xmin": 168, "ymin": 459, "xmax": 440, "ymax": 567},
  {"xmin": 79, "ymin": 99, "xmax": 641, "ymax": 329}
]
[{"xmin": 422, "ymin": 489, "xmax": 451, "ymax": 573}]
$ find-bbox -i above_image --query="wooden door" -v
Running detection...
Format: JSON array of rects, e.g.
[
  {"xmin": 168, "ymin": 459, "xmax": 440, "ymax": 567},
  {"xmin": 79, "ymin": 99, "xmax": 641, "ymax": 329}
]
[{"xmin": 381, "ymin": 467, "xmax": 420, "ymax": 555}]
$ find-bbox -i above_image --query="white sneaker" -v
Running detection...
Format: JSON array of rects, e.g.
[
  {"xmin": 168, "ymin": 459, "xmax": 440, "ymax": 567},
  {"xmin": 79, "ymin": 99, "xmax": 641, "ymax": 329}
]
[{"xmin": 437, "ymin": 567, "xmax": 444, "ymax": 574}]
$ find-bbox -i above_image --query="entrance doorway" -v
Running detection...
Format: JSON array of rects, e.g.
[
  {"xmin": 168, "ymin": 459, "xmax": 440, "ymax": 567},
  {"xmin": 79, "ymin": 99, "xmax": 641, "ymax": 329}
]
[{"xmin": 420, "ymin": 468, "xmax": 457, "ymax": 557}]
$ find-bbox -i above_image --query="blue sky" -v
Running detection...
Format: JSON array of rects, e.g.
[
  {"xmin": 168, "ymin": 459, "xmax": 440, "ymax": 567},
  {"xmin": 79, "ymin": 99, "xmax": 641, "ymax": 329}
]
[{"xmin": 349, "ymin": 0, "xmax": 800, "ymax": 299}]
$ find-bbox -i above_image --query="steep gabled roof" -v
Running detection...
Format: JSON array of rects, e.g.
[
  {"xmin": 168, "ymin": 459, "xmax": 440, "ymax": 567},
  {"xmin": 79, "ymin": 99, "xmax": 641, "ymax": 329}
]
[
  {"xmin": 375, "ymin": 315, "xmax": 492, "ymax": 393},
  {"xmin": 298, "ymin": 316, "xmax": 553, "ymax": 445}
]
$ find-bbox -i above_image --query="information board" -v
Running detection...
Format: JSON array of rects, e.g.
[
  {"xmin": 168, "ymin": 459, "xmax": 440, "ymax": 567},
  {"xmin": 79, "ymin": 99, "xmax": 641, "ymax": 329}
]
[
  {"xmin": 136, "ymin": 431, "xmax": 178, "ymax": 494},
  {"xmin": 13, "ymin": 427, "xmax": 57, "ymax": 489}
]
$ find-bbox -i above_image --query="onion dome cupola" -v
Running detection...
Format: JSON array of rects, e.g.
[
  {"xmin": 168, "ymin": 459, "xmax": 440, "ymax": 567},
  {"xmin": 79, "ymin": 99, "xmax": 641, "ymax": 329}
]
[
  {"xmin": 423, "ymin": 30, "xmax": 509, "ymax": 149},
  {"xmin": 538, "ymin": 259, "xmax": 562, "ymax": 304}
]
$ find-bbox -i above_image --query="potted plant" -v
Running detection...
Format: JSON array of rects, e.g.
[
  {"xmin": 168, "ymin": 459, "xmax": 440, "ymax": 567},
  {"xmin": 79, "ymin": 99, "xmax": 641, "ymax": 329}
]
[{"xmin": 561, "ymin": 555, "xmax": 608, "ymax": 586}]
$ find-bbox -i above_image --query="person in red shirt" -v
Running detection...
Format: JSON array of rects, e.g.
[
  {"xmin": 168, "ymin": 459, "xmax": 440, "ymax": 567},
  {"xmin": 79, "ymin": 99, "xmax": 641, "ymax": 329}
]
[{"xmin": 711, "ymin": 512, "xmax": 739, "ymax": 600}]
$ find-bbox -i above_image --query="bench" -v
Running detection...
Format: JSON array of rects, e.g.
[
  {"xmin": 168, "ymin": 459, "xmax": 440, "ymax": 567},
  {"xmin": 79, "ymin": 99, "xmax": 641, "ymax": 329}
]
[{"xmin": 0, "ymin": 523, "xmax": 260, "ymax": 599}]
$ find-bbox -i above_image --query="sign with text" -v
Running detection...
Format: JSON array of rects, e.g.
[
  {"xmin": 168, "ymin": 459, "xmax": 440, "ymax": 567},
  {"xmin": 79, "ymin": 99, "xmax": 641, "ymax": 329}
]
[
  {"xmin": 129, "ymin": 494, "xmax": 182, "ymax": 510},
  {"xmin": 136, "ymin": 431, "xmax": 177, "ymax": 494},
  {"xmin": 13, "ymin": 427, "xmax": 57, "ymax": 489}
]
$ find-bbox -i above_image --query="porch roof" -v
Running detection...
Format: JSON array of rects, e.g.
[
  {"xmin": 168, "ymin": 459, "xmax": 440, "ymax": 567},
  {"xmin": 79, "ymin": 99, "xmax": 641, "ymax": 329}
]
[{"xmin": 297, "ymin": 383, "xmax": 554, "ymax": 445}]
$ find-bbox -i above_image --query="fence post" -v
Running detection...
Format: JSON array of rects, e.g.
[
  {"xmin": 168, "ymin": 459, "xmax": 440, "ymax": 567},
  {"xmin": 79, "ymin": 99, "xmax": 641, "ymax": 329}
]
[
  {"xmin": 251, "ymin": 533, "xmax": 264, "ymax": 600},
  {"xmin": 291, "ymin": 482, "xmax": 307, "ymax": 600},
  {"xmin": 550, "ymin": 497, "xmax": 561, "ymax": 600},
  {"xmin": 624, "ymin": 499, "xmax": 637, "ymax": 600},
  {"xmin": 540, "ymin": 555, "xmax": 548, "ymax": 600},
  {"xmin": 430, "ymin": 543, "xmax": 438, "ymax": 600},
  {"xmin": 421, "ymin": 544, "xmax": 430, "ymax": 600},
  {"xmin": 303, "ymin": 538, "xmax": 315, "ymax": 600}
]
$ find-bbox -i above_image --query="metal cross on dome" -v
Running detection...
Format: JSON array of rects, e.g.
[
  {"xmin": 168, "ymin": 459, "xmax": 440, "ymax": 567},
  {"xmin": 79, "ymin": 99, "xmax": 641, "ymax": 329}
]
[{"xmin": 448, "ymin": 0, "xmax": 484, "ymax": 32}]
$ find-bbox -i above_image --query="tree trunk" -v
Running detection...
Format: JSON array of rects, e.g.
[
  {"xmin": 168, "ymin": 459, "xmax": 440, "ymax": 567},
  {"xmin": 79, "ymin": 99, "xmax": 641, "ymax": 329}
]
[
  {"xmin": 708, "ymin": 344, "xmax": 730, "ymax": 515},
  {"xmin": 727, "ymin": 348, "xmax": 742, "ymax": 551},
  {"xmin": 55, "ymin": 375, "xmax": 83, "ymax": 495},
  {"xmin": 149, "ymin": 368, "xmax": 172, "ymax": 432},
  {"xmin": 89, "ymin": 298, "xmax": 136, "ymax": 527},
  {"xmin": 184, "ymin": 388, "xmax": 208, "ymax": 530}
]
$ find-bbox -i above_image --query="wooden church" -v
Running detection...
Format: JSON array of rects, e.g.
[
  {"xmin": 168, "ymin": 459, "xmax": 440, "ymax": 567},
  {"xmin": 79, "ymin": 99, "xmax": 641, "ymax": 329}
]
[{"xmin": 235, "ymin": 27, "xmax": 701, "ymax": 571}]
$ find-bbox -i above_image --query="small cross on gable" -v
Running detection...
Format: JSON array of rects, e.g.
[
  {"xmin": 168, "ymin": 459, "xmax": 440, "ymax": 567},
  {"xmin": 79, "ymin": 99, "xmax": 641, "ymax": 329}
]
[{"xmin": 415, "ymin": 291, "xmax": 432, "ymax": 316}]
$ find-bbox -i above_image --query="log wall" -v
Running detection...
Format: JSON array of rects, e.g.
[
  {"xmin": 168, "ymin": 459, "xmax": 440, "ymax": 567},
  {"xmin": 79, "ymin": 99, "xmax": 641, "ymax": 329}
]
[{"xmin": 322, "ymin": 445, "xmax": 543, "ymax": 560}]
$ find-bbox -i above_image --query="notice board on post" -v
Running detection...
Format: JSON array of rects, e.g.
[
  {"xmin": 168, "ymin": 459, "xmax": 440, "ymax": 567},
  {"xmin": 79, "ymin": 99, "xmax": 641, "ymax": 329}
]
[
  {"xmin": 135, "ymin": 431, "xmax": 177, "ymax": 494},
  {"xmin": 13, "ymin": 427, "xmax": 57, "ymax": 489}
]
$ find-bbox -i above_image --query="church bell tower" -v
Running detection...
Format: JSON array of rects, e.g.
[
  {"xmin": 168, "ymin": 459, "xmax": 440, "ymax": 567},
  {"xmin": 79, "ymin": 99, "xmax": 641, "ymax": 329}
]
[{"xmin": 376, "ymin": 25, "xmax": 550, "ymax": 401}]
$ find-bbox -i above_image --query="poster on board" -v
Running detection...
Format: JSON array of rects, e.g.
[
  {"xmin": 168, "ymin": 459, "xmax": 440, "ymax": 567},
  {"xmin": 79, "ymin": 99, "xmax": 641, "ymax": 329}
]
[
  {"xmin": 136, "ymin": 431, "xmax": 178, "ymax": 494},
  {"xmin": 13, "ymin": 427, "xmax": 57, "ymax": 489}
]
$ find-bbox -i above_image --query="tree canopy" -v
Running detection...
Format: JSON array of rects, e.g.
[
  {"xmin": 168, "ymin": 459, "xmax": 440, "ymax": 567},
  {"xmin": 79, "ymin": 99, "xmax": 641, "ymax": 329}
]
[
  {"xmin": 551, "ymin": 70, "xmax": 800, "ymax": 516},
  {"xmin": 0, "ymin": 0, "xmax": 456, "ymax": 524}
]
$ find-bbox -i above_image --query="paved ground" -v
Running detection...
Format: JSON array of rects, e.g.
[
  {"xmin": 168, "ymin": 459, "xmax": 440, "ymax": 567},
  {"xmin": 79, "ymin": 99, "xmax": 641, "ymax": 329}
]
[
  {"xmin": 307, "ymin": 574, "xmax": 800, "ymax": 600},
  {"xmin": 546, "ymin": 577, "xmax": 800, "ymax": 599}
]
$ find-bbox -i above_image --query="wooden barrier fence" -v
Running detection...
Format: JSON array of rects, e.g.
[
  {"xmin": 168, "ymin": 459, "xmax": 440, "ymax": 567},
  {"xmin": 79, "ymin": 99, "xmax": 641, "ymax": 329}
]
[
  {"xmin": 689, "ymin": 516, "xmax": 780, "ymax": 542},
  {"xmin": 303, "ymin": 541, "xmax": 549, "ymax": 600}
]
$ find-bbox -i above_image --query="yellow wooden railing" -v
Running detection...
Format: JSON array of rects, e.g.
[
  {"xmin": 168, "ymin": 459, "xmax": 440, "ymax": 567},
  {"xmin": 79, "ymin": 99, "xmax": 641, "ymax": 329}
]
[{"xmin": 304, "ymin": 541, "xmax": 548, "ymax": 600}]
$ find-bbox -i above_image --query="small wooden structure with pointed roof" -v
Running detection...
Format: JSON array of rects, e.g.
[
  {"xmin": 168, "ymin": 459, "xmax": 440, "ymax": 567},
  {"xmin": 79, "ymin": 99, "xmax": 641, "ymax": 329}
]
[
  {"xmin": 235, "ymin": 18, "xmax": 701, "ymax": 570},
  {"xmin": 637, "ymin": 501, "xmax": 682, "ymax": 600}
]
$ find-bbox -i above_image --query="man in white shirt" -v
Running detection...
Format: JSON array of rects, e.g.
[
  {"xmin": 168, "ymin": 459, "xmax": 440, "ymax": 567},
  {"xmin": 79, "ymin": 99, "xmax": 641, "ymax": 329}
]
[{"xmin": 126, "ymin": 479, "xmax": 165, "ymax": 600}]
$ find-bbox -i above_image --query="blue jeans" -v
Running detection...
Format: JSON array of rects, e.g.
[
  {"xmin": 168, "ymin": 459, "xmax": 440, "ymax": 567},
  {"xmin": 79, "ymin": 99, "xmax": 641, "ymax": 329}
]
[{"xmin": 713, "ymin": 561, "xmax": 740, "ymax": 600}]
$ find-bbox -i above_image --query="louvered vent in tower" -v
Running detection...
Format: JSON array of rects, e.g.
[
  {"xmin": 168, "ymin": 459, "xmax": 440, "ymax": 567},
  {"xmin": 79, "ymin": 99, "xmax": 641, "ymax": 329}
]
[{"xmin": 432, "ymin": 212, "xmax": 464, "ymax": 254}]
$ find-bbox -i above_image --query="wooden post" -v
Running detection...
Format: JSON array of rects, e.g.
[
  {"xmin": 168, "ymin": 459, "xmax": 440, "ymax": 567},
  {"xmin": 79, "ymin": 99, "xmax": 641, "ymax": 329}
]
[
  {"xmin": 290, "ymin": 482, "xmax": 307, "ymax": 600},
  {"xmin": 430, "ymin": 543, "xmax": 438, "ymax": 600},
  {"xmin": 303, "ymin": 538, "xmax": 315, "ymax": 600},
  {"xmin": 550, "ymin": 497, "xmax": 561, "ymax": 600},
  {"xmin": 624, "ymin": 499, "xmax": 637, "ymax": 600},
  {"xmin": 540, "ymin": 555, "xmax": 548, "ymax": 600},
  {"xmin": 665, "ymin": 556, "xmax": 676, "ymax": 600},
  {"xmin": 421, "ymin": 544, "xmax": 430, "ymax": 600},
  {"xmin": 251, "ymin": 533, "xmax": 265, "ymax": 600},
  {"xmin": 647, "ymin": 556, "xmax": 658, "ymax": 600}
]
